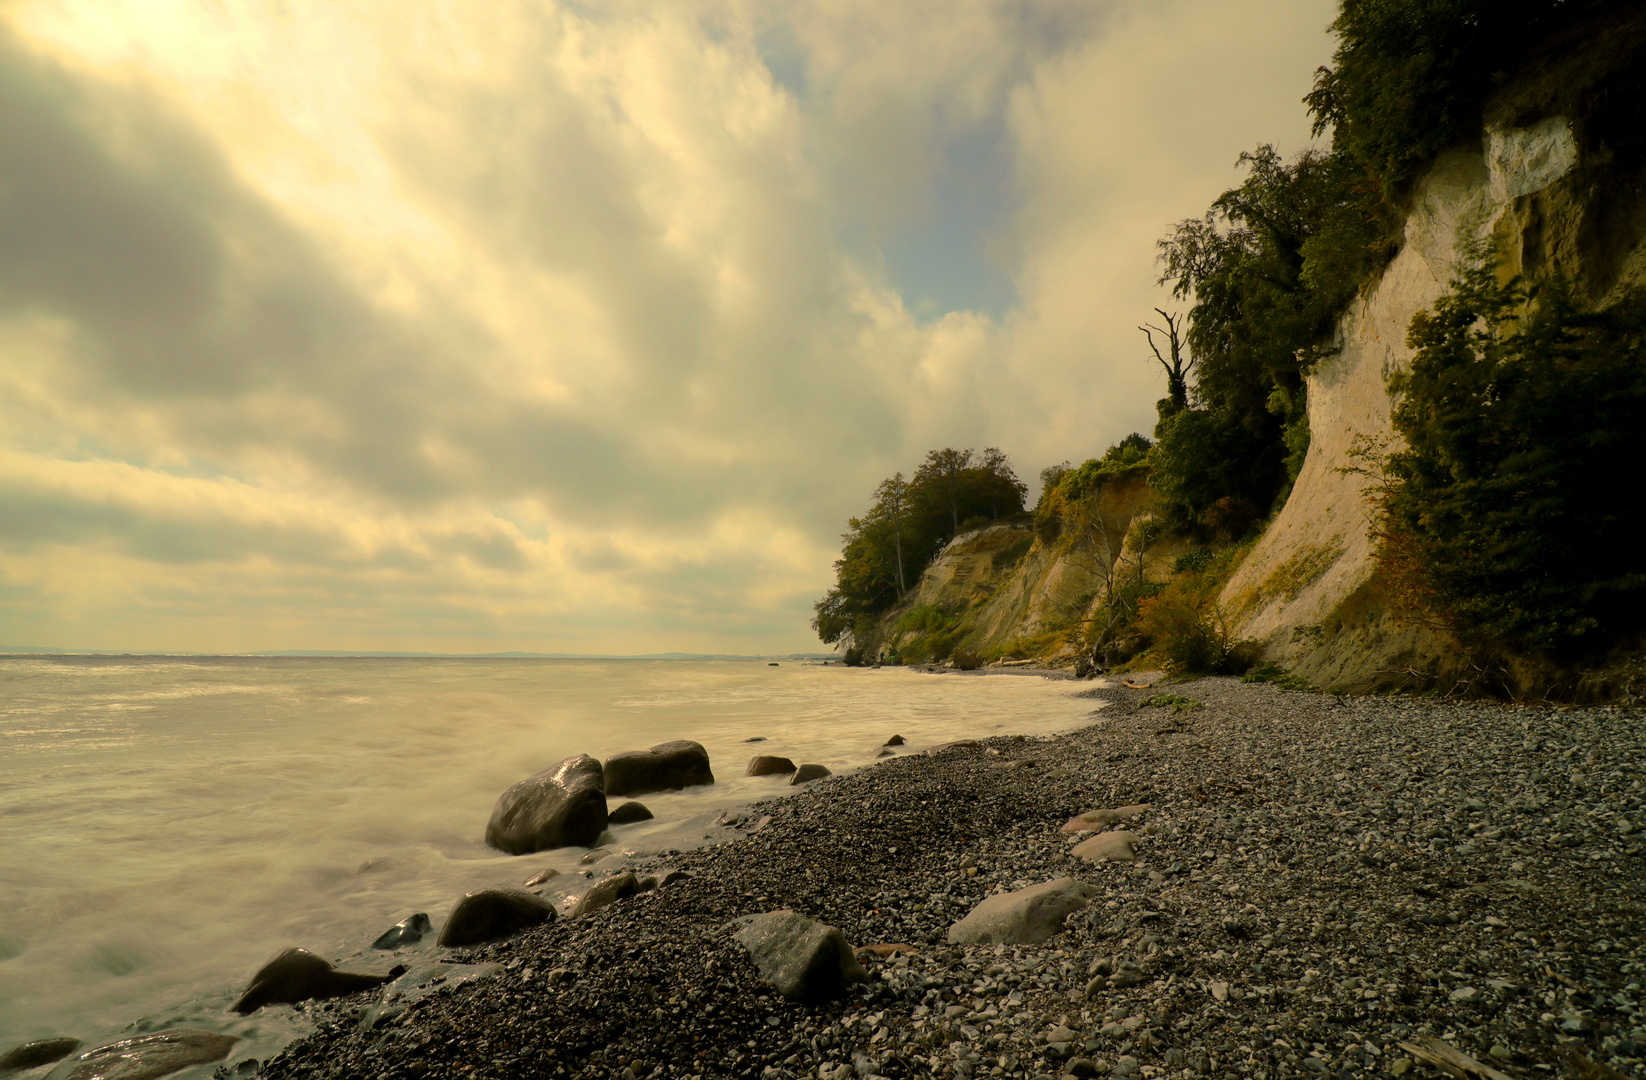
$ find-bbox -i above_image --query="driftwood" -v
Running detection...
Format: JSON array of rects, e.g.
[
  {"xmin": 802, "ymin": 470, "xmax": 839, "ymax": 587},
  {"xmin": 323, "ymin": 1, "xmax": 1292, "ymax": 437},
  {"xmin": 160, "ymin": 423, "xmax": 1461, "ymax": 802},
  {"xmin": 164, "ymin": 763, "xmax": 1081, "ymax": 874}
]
[{"xmin": 1396, "ymin": 1036, "xmax": 1514, "ymax": 1080}]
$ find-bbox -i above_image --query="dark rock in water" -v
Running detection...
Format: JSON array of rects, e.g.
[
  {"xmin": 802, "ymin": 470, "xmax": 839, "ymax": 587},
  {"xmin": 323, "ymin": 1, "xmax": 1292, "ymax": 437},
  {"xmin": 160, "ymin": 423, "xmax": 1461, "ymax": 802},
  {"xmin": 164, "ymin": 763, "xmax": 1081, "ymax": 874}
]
[
  {"xmin": 883, "ymin": 734, "xmax": 906, "ymax": 746},
  {"xmin": 578, "ymin": 848, "xmax": 608, "ymax": 865},
  {"xmin": 768, "ymin": 662, "xmax": 779, "ymax": 666},
  {"xmin": 742, "ymin": 736, "xmax": 765, "ymax": 742},
  {"xmin": 484, "ymin": 754, "xmax": 608, "ymax": 855},
  {"xmin": 232, "ymin": 949, "xmax": 405, "ymax": 1013},
  {"xmin": 46, "ymin": 1030, "xmax": 237, "ymax": 1080},
  {"xmin": 789, "ymin": 763, "xmax": 831, "ymax": 785},
  {"xmin": 1, "ymin": 1037, "xmax": 79, "ymax": 1072},
  {"xmin": 371, "ymin": 913, "xmax": 432, "ymax": 949},
  {"xmin": 733, "ymin": 911, "xmax": 868, "ymax": 1002},
  {"xmin": 603, "ymin": 740, "xmax": 714, "ymax": 797},
  {"xmin": 746, "ymin": 755, "xmax": 796, "ymax": 777},
  {"xmin": 874, "ymin": 748, "xmax": 893, "ymax": 758},
  {"xmin": 523, "ymin": 866, "xmax": 560, "ymax": 888},
  {"xmin": 571, "ymin": 871, "xmax": 639, "ymax": 917},
  {"xmin": 437, "ymin": 889, "xmax": 555, "ymax": 947},
  {"xmin": 608, "ymin": 800, "xmax": 654, "ymax": 824}
]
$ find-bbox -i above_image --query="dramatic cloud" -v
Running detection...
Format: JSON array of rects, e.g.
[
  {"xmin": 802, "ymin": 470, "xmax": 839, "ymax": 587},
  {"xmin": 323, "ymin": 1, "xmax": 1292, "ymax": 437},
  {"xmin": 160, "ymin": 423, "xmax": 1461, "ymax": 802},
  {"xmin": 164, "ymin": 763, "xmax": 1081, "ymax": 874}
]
[{"xmin": 0, "ymin": 0, "xmax": 1334, "ymax": 654}]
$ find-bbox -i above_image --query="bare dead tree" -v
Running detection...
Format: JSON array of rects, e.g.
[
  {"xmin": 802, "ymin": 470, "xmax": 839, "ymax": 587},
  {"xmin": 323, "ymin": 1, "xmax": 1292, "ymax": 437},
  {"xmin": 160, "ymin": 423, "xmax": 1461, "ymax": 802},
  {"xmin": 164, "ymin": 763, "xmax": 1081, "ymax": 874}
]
[{"xmin": 1140, "ymin": 308, "xmax": 1194, "ymax": 412}]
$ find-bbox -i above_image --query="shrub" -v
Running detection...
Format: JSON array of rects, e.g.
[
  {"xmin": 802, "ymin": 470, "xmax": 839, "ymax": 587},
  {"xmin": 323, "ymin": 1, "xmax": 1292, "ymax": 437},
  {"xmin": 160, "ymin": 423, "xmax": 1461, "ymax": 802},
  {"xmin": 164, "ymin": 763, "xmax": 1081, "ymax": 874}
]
[
  {"xmin": 843, "ymin": 647, "xmax": 865, "ymax": 667},
  {"xmin": 950, "ymin": 648, "xmax": 984, "ymax": 671},
  {"xmin": 1134, "ymin": 571, "xmax": 1257, "ymax": 675},
  {"xmin": 1381, "ymin": 260, "xmax": 1646, "ymax": 658}
]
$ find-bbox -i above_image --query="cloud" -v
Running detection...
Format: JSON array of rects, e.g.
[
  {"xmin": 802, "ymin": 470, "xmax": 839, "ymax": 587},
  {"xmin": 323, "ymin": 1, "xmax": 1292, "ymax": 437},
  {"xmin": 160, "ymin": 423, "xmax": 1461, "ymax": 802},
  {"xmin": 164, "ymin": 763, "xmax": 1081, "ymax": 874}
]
[{"xmin": 0, "ymin": 0, "xmax": 1335, "ymax": 653}]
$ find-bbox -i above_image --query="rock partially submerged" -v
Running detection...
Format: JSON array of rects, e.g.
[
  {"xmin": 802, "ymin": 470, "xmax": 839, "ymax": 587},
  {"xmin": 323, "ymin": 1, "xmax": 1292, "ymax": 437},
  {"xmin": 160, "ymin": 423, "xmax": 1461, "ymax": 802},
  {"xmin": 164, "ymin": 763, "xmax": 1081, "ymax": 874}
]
[
  {"xmin": 437, "ymin": 889, "xmax": 555, "ymax": 947},
  {"xmin": 232, "ymin": 949, "xmax": 404, "ymax": 1014},
  {"xmin": 746, "ymin": 755, "xmax": 797, "ymax": 777},
  {"xmin": 485, "ymin": 754, "xmax": 608, "ymax": 854},
  {"xmin": 371, "ymin": 912, "xmax": 432, "ymax": 949},
  {"xmin": 604, "ymin": 740, "xmax": 714, "ymax": 797},
  {"xmin": 947, "ymin": 877, "xmax": 1096, "ymax": 945},
  {"xmin": 1, "ymin": 1038, "xmax": 79, "ymax": 1073},
  {"xmin": 733, "ymin": 911, "xmax": 868, "ymax": 1002},
  {"xmin": 523, "ymin": 866, "xmax": 560, "ymax": 888},
  {"xmin": 789, "ymin": 764, "xmax": 830, "ymax": 785},
  {"xmin": 607, "ymin": 800, "xmax": 654, "ymax": 824},
  {"xmin": 925, "ymin": 739, "xmax": 980, "ymax": 756},
  {"xmin": 883, "ymin": 734, "xmax": 906, "ymax": 746},
  {"xmin": 45, "ymin": 1031, "xmax": 237, "ymax": 1080}
]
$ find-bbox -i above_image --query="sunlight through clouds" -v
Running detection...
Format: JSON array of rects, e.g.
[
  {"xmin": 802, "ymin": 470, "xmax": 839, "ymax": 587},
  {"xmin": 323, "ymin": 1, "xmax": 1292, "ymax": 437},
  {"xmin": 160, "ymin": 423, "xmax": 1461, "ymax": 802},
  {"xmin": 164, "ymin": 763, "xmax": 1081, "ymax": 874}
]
[{"xmin": 0, "ymin": 0, "xmax": 1333, "ymax": 654}]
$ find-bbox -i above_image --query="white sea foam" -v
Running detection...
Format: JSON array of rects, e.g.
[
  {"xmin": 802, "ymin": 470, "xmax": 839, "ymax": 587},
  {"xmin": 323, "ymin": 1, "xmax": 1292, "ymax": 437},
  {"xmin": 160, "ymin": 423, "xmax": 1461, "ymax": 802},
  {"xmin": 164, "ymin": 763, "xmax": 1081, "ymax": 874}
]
[{"xmin": 0, "ymin": 656, "xmax": 1103, "ymax": 1068}]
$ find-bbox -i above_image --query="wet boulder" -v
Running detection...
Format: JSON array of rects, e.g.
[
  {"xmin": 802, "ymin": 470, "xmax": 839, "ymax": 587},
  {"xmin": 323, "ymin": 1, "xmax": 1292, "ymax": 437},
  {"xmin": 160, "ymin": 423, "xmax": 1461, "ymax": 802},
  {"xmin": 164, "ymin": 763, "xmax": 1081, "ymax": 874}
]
[
  {"xmin": 948, "ymin": 877, "xmax": 1096, "ymax": 945},
  {"xmin": 437, "ymin": 889, "xmax": 555, "ymax": 948},
  {"xmin": 371, "ymin": 912, "xmax": 432, "ymax": 949},
  {"xmin": 746, "ymin": 755, "xmax": 797, "ymax": 777},
  {"xmin": 2, "ymin": 1038, "xmax": 79, "ymax": 1072},
  {"xmin": 607, "ymin": 800, "xmax": 654, "ymax": 824},
  {"xmin": 883, "ymin": 734, "xmax": 906, "ymax": 746},
  {"xmin": 789, "ymin": 764, "xmax": 831, "ymax": 785},
  {"xmin": 734, "ymin": 911, "xmax": 869, "ymax": 1002},
  {"xmin": 603, "ymin": 740, "xmax": 714, "ymax": 797},
  {"xmin": 232, "ymin": 949, "xmax": 404, "ymax": 1014},
  {"xmin": 45, "ymin": 1031, "xmax": 237, "ymax": 1080},
  {"xmin": 570, "ymin": 871, "xmax": 640, "ymax": 917},
  {"xmin": 485, "ymin": 754, "xmax": 608, "ymax": 855}
]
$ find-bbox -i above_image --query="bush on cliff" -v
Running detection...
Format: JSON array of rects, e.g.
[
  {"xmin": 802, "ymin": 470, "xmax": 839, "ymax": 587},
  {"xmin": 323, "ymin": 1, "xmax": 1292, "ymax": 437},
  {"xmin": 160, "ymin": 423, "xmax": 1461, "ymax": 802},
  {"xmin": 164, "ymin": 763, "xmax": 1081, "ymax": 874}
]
[{"xmin": 1379, "ymin": 259, "xmax": 1646, "ymax": 658}]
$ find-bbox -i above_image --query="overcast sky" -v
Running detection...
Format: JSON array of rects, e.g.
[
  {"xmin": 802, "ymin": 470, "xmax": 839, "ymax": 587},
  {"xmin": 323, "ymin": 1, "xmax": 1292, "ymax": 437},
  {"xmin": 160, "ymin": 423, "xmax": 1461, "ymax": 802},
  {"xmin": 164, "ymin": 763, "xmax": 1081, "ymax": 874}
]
[{"xmin": 0, "ymin": 0, "xmax": 1335, "ymax": 655}]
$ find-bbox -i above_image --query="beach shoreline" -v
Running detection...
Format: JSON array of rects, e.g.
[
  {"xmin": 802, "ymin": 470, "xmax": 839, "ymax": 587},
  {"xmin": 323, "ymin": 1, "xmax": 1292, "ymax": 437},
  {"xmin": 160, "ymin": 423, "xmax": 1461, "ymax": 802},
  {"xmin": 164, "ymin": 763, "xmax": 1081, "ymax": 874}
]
[{"xmin": 227, "ymin": 676, "xmax": 1645, "ymax": 1080}]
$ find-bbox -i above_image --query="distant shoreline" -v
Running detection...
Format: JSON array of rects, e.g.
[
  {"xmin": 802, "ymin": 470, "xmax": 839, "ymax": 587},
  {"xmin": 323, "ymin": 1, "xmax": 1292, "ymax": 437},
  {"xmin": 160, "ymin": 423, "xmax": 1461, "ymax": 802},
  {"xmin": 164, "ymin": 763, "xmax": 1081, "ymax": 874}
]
[{"xmin": 0, "ymin": 648, "xmax": 837, "ymax": 661}]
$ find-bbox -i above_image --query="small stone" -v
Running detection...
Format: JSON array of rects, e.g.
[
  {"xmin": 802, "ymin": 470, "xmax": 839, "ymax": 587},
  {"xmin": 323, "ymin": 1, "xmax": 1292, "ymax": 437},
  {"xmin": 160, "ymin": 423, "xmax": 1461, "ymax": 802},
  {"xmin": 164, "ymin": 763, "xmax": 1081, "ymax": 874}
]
[
  {"xmin": 884, "ymin": 734, "xmax": 905, "ymax": 746},
  {"xmin": 790, "ymin": 764, "xmax": 831, "ymax": 785},
  {"xmin": 1449, "ymin": 986, "xmax": 1478, "ymax": 1002},
  {"xmin": 1489, "ymin": 1045, "xmax": 1513, "ymax": 1061},
  {"xmin": 1060, "ymin": 806, "xmax": 1153, "ymax": 834},
  {"xmin": 608, "ymin": 800, "xmax": 654, "ymax": 824},
  {"xmin": 1070, "ymin": 832, "xmax": 1137, "ymax": 863},
  {"xmin": 523, "ymin": 867, "xmax": 560, "ymax": 888},
  {"xmin": 1390, "ymin": 1058, "xmax": 1413, "ymax": 1076},
  {"xmin": 571, "ymin": 872, "xmax": 640, "ymax": 917}
]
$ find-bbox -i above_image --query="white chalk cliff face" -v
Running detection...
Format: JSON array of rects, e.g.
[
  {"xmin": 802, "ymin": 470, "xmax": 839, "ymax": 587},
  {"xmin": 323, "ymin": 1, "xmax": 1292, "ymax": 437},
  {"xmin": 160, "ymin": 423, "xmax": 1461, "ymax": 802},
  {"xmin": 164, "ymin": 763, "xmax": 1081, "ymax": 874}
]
[{"xmin": 1219, "ymin": 120, "xmax": 1580, "ymax": 655}]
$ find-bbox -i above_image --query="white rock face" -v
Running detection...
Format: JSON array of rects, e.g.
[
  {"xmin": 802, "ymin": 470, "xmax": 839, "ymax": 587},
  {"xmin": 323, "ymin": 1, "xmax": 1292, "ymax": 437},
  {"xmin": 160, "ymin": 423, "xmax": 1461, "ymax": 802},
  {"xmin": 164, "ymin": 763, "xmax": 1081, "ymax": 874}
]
[{"xmin": 1220, "ymin": 121, "xmax": 1578, "ymax": 655}]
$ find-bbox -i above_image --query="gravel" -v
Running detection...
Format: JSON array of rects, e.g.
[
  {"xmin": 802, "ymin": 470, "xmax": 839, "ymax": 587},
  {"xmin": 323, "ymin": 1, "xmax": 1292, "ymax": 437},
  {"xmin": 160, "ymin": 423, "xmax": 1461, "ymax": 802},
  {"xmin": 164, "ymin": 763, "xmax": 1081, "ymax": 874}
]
[{"xmin": 246, "ymin": 677, "xmax": 1646, "ymax": 1080}]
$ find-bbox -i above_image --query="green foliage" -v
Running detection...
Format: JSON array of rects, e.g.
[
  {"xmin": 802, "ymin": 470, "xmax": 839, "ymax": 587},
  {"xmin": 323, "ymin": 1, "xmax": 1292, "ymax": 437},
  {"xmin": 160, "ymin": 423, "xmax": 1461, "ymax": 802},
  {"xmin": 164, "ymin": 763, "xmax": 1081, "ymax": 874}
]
[
  {"xmin": 1241, "ymin": 663, "xmax": 1315, "ymax": 692},
  {"xmin": 813, "ymin": 448, "xmax": 1027, "ymax": 646},
  {"xmin": 950, "ymin": 647, "xmax": 984, "ymax": 671},
  {"xmin": 1133, "ymin": 549, "xmax": 1257, "ymax": 675},
  {"xmin": 1138, "ymin": 693, "xmax": 1201, "ymax": 713},
  {"xmin": 896, "ymin": 603, "xmax": 960, "ymax": 636},
  {"xmin": 1173, "ymin": 548, "xmax": 1214, "ymax": 575},
  {"xmin": 1033, "ymin": 434, "xmax": 1151, "ymax": 543},
  {"xmin": 1382, "ymin": 260, "xmax": 1646, "ymax": 657}
]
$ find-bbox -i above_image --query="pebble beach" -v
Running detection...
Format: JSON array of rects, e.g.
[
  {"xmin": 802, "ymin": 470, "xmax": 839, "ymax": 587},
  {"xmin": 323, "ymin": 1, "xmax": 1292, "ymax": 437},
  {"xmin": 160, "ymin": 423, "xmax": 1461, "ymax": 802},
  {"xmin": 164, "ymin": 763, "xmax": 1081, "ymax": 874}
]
[{"xmin": 236, "ymin": 676, "xmax": 1644, "ymax": 1080}]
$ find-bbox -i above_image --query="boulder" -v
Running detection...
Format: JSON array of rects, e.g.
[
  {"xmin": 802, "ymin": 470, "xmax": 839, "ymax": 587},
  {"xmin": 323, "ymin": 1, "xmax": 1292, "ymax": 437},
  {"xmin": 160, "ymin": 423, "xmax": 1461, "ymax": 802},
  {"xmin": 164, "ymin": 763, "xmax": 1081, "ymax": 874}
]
[
  {"xmin": 45, "ymin": 1031, "xmax": 237, "ymax": 1080},
  {"xmin": 746, "ymin": 755, "xmax": 797, "ymax": 777},
  {"xmin": 570, "ymin": 872, "xmax": 639, "ymax": 917},
  {"xmin": 925, "ymin": 739, "xmax": 981, "ymax": 756},
  {"xmin": 484, "ymin": 754, "xmax": 608, "ymax": 855},
  {"xmin": 2, "ymin": 1039, "xmax": 79, "ymax": 1072},
  {"xmin": 883, "ymin": 734, "xmax": 906, "ymax": 746},
  {"xmin": 1071, "ymin": 831, "xmax": 1137, "ymax": 862},
  {"xmin": 947, "ymin": 877, "xmax": 1097, "ymax": 945},
  {"xmin": 232, "ymin": 949, "xmax": 404, "ymax": 1013},
  {"xmin": 437, "ymin": 889, "xmax": 555, "ymax": 947},
  {"xmin": 789, "ymin": 764, "xmax": 831, "ymax": 785},
  {"xmin": 604, "ymin": 740, "xmax": 714, "ymax": 797},
  {"xmin": 1061, "ymin": 805, "xmax": 1152, "ymax": 834},
  {"xmin": 608, "ymin": 800, "xmax": 654, "ymax": 824},
  {"xmin": 371, "ymin": 912, "xmax": 432, "ymax": 949},
  {"xmin": 734, "ymin": 911, "xmax": 869, "ymax": 1001}
]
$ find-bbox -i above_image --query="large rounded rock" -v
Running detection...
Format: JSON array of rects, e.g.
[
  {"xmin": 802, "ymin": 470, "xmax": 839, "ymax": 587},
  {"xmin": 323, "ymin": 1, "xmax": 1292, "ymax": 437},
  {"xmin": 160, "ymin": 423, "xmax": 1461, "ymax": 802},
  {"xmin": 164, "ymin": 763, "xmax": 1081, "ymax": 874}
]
[
  {"xmin": 734, "ymin": 911, "xmax": 868, "ymax": 1002},
  {"xmin": 45, "ymin": 1031, "xmax": 237, "ymax": 1080},
  {"xmin": 603, "ymin": 740, "xmax": 714, "ymax": 797},
  {"xmin": 232, "ymin": 949, "xmax": 404, "ymax": 1013},
  {"xmin": 607, "ymin": 800, "xmax": 654, "ymax": 824},
  {"xmin": 485, "ymin": 754, "xmax": 608, "ymax": 855},
  {"xmin": 789, "ymin": 763, "xmax": 831, "ymax": 785},
  {"xmin": 947, "ymin": 877, "xmax": 1097, "ymax": 945},
  {"xmin": 2, "ymin": 1038, "xmax": 79, "ymax": 1072},
  {"xmin": 437, "ymin": 889, "xmax": 555, "ymax": 948},
  {"xmin": 746, "ymin": 755, "xmax": 797, "ymax": 777},
  {"xmin": 570, "ymin": 872, "xmax": 640, "ymax": 917}
]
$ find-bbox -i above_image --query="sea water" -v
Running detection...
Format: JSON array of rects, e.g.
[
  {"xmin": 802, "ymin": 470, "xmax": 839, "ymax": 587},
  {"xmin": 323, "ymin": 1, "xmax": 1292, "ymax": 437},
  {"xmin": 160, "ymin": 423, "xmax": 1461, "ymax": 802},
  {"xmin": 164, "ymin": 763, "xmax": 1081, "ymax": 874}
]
[{"xmin": 0, "ymin": 655, "xmax": 1103, "ymax": 1068}]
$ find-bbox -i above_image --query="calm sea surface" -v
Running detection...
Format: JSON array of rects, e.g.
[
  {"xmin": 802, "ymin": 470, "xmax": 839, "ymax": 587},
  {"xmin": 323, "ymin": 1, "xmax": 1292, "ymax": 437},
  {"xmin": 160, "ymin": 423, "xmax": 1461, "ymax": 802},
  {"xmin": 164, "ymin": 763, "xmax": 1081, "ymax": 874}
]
[{"xmin": 0, "ymin": 656, "xmax": 1102, "ymax": 1068}]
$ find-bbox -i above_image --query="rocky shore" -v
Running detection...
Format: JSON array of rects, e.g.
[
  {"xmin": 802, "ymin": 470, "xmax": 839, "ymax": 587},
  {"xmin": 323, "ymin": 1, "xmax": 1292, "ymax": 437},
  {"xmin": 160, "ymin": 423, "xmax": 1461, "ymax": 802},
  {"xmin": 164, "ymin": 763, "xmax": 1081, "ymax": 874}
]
[{"xmin": 236, "ymin": 678, "xmax": 1642, "ymax": 1080}]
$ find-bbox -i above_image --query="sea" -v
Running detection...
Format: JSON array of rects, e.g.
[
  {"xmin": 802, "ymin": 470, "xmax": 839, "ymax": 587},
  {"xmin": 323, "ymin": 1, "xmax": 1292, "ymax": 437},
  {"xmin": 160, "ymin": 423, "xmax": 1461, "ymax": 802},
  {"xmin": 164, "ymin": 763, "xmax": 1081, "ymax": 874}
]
[{"xmin": 0, "ymin": 655, "xmax": 1104, "ymax": 1071}]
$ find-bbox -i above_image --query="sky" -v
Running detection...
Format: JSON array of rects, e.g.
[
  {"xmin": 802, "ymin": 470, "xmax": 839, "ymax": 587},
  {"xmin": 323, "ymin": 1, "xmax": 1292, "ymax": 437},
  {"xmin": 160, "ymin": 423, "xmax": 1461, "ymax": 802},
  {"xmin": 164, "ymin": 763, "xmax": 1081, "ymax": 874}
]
[{"xmin": 0, "ymin": 0, "xmax": 1337, "ymax": 655}]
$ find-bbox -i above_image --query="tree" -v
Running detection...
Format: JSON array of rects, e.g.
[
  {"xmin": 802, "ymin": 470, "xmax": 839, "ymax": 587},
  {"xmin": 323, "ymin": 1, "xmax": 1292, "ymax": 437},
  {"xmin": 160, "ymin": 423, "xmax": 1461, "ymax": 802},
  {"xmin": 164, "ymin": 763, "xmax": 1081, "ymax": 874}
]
[
  {"xmin": 915, "ymin": 448, "xmax": 975, "ymax": 534},
  {"xmin": 1140, "ymin": 309, "xmax": 1194, "ymax": 414},
  {"xmin": 874, "ymin": 472, "xmax": 912, "ymax": 598}
]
